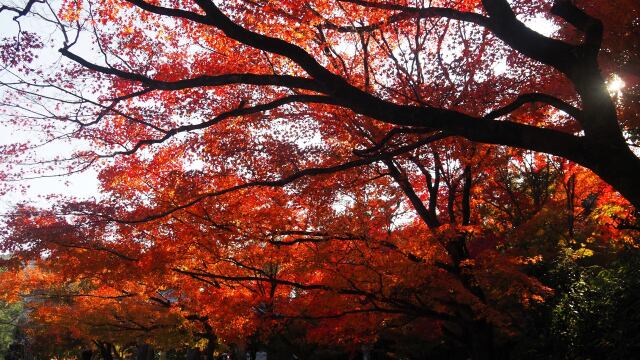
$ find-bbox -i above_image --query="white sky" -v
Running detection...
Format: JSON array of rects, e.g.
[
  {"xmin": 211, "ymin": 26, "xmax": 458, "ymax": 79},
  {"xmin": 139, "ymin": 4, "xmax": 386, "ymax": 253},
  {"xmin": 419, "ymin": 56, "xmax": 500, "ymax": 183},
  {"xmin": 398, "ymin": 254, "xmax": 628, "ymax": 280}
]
[{"xmin": 0, "ymin": 6, "xmax": 100, "ymax": 214}]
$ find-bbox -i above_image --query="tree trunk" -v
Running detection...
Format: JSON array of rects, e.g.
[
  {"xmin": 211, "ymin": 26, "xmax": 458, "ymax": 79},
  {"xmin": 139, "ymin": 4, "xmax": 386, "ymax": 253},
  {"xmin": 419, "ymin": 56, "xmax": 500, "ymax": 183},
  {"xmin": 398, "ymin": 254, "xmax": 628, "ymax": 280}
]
[
  {"xmin": 202, "ymin": 322, "xmax": 217, "ymax": 360},
  {"xmin": 585, "ymin": 142, "xmax": 640, "ymax": 209},
  {"xmin": 186, "ymin": 348, "xmax": 201, "ymax": 360},
  {"xmin": 204, "ymin": 335, "xmax": 216, "ymax": 360},
  {"xmin": 94, "ymin": 341, "xmax": 114, "ymax": 360},
  {"xmin": 469, "ymin": 320, "xmax": 494, "ymax": 360},
  {"xmin": 81, "ymin": 350, "xmax": 93, "ymax": 360},
  {"xmin": 566, "ymin": 174, "xmax": 576, "ymax": 238},
  {"xmin": 361, "ymin": 345, "xmax": 371, "ymax": 360},
  {"xmin": 136, "ymin": 344, "xmax": 154, "ymax": 360}
]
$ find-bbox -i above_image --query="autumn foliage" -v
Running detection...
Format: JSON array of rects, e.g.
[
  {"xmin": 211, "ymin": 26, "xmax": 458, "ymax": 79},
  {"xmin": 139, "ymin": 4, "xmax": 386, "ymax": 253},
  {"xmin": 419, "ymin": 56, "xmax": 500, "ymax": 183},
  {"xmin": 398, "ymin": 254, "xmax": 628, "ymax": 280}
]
[{"xmin": 0, "ymin": 0, "xmax": 639, "ymax": 359}]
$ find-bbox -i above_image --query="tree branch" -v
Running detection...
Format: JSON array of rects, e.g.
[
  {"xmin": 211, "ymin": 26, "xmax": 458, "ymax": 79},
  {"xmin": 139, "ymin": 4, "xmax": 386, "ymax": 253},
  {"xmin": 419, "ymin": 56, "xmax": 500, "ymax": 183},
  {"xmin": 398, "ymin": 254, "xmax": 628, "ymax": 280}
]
[
  {"xmin": 0, "ymin": 0, "xmax": 44, "ymax": 20},
  {"xmin": 339, "ymin": 0, "xmax": 490, "ymax": 28},
  {"xmin": 96, "ymin": 94, "xmax": 338, "ymax": 158},
  {"xmin": 483, "ymin": 93, "xmax": 583, "ymax": 121},
  {"xmin": 100, "ymin": 135, "xmax": 445, "ymax": 224},
  {"xmin": 551, "ymin": 0, "xmax": 602, "ymax": 53},
  {"xmin": 59, "ymin": 48, "xmax": 324, "ymax": 93}
]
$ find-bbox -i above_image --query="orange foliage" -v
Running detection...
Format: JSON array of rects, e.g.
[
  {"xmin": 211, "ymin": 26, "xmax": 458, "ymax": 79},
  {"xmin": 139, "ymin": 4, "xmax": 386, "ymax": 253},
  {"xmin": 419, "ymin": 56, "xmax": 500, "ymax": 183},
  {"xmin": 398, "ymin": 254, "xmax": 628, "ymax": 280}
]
[{"xmin": 0, "ymin": 0, "xmax": 638, "ymax": 356}]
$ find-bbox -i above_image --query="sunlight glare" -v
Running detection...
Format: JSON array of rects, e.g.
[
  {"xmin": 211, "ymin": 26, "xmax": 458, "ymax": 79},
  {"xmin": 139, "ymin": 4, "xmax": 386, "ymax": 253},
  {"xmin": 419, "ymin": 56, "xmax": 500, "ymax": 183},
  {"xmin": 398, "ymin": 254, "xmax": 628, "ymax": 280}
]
[{"xmin": 607, "ymin": 74, "xmax": 625, "ymax": 97}]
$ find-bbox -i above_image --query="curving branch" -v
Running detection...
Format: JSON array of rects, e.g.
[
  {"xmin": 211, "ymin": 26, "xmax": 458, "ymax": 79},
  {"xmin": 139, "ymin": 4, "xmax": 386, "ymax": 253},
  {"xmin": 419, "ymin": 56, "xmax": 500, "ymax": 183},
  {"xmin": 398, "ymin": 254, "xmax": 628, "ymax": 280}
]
[
  {"xmin": 338, "ymin": 0, "xmax": 490, "ymax": 27},
  {"xmin": 98, "ymin": 134, "xmax": 446, "ymax": 224},
  {"xmin": 551, "ymin": 0, "xmax": 603, "ymax": 53},
  {"xmin": 353, "ymin": 129, "xmax": 449, "ymax": 156},
  {"xmin": 0, "ymin": 0, "xmax": 44, "ymax": 20},
  {"xmin": 96, "ymin": 94, "xmax": 338, "ymax": 158},
  {"xmin": 483, "ymin": 93, "xmax": 583, "ymax": 121},
  {"xmin": 172, "ymin": 267, "xmax": 453, "ymax": 320},
  {"xmin": 383, "ymin": 158, "xmax": 440, "ymax": 228},
  {"xmin": 47, "ymin": 239, "xmax": 139, "ymax": 262},
  {"xmin": 119, "ymin": 0, "xmax": 592, "ymax": 163},
  {"xmin": 60, "ymin": 48, "xmax": 325, "ymax": 93}
]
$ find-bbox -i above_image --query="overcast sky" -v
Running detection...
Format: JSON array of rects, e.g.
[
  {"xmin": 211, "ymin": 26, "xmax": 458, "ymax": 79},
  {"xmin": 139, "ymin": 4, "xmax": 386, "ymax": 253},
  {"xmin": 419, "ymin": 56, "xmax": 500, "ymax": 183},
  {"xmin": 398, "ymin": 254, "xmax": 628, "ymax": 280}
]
[{"xmin": 1, "ymin": 7, "xmax": 100, "ymax": 214}]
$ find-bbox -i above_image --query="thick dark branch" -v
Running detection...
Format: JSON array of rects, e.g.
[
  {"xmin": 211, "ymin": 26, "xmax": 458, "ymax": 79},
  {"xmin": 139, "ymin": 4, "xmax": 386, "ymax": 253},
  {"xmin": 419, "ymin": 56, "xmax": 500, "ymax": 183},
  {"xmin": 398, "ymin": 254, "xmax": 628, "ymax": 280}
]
[
  {"xmin": 125, "ymin": 0, "xmax": 336, "ymax": 81},
  {"xmin": 551, "ymin": 0, "xmax": 602, "ymax": 53},
  {"xmin": 411, "ymin": 153, "xmax": 440, "ymax": 219},
  {"xmin": 0, "ymin": 0, "xmax": 44, "ymax": 20},
  {"xmin": 346, "ymin": 0, "xmax": 573, "ymax": 73},
  {"xmin": 122, "ymin": 0, "xmax": 445, "ymax": 129},
  {"xmin": 383, "ymin": 159, "xmax": 440, "ymax": 228},
  {"xmin": 339, "ymin": 0, "xmax": 490, "ymax": 27},
  {"xmin": 87, "ymin": 320, "xmax": 168, "ymax": 333},
  {"xmin": 482, "ymin": 0, "xmax": 624, "ymax": 145},
  {"xmin": 481, "ymin": 0, "xmax": 575, "ymax": 74},
  {"xmin": 122, "ymin": 0, "xmax": 209, "ymax": 23},
  {"xmin": 123, "ymin": 0, "xmax": 591, "ymax": 170},
  {"xmin": 59, "ymin": 48, "xmax": 323, "ymax": 93},
  {"xmin": 402, "ymin": 107, "xmax": 589, "ymax": 166},
  {"xmin": 483, "ymin": 93, "xmax": 583, "ymax": 121}
]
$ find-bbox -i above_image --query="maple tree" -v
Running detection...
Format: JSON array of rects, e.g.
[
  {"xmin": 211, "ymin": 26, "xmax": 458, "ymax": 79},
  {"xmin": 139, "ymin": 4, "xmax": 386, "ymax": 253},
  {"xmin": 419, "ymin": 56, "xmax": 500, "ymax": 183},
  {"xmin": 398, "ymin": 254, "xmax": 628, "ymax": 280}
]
[{"xmin": 0, "ymin": 0, "xmax": 639, "ymax": 359}]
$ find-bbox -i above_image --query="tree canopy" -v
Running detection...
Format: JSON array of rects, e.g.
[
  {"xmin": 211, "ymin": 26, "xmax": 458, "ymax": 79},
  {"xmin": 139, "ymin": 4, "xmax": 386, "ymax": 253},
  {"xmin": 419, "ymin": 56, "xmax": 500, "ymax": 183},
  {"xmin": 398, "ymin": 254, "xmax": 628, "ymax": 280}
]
[{"xmin": 0, "ymin": 0, "xmax": 638, "ymax": 359}]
